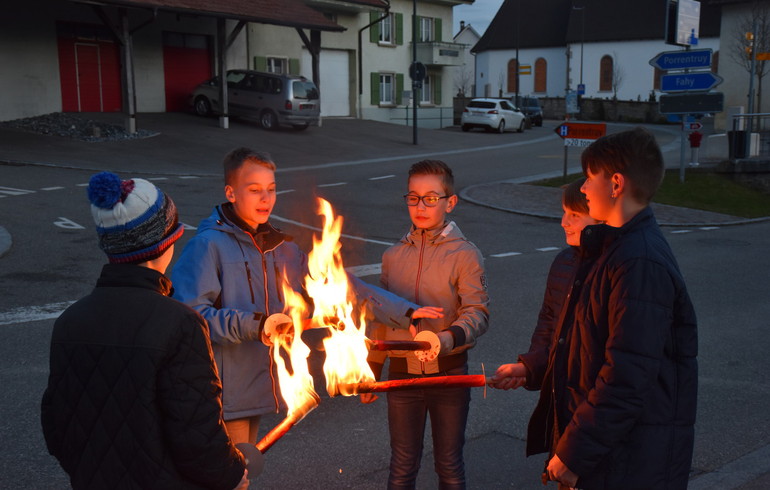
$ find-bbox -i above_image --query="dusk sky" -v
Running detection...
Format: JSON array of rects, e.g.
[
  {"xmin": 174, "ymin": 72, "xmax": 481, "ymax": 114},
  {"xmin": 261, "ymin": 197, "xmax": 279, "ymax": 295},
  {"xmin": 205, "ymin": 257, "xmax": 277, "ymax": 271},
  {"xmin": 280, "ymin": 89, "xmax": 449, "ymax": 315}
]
[{"xmin": 452, "ymin": 0, "xmax": 505, "ymax": 37}]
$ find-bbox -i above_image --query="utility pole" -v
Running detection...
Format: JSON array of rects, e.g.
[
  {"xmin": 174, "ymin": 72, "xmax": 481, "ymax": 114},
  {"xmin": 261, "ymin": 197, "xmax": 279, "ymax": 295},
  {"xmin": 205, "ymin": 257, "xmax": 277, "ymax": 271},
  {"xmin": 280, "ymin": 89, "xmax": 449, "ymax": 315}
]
[{"xmin": 412, "ymin": 0, "xmax": 418, "ymax": 145}]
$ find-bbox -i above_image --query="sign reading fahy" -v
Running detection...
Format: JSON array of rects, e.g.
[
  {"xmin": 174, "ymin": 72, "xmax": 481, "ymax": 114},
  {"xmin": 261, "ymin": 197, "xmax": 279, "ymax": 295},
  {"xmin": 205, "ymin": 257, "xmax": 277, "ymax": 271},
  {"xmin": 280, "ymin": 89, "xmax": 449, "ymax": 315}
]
[{"xmin": 660, "ymin": 72, "xmax": 722, "ymax": 92}]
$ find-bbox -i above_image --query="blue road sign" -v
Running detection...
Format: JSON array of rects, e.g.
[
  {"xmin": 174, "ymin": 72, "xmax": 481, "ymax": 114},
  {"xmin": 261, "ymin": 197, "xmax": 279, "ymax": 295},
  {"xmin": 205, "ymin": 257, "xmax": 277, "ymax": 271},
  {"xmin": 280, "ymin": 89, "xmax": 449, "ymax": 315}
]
[
  {"xmin": 577, "ymin": 83, "xmax": 585, "ymax": 95},
  {"xmin": 661, "ymin": 72, "xmax": 722, "ymax": 92},
  {"xmin": 649, "ymin": 49, "xmax": 712, "ymax": 70}
]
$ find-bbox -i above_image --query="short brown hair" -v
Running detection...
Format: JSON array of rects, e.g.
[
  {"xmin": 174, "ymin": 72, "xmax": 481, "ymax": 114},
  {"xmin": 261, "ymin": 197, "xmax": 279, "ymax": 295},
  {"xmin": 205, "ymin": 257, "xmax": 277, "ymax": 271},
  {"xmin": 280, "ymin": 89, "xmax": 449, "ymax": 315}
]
[
  {"xmin": 581, "ymin": 127, "xmax": 664, "ymax": 204},
  {"xmin": 223, "ymin": 147, "xmax": 276, "ymax": 185},
  {"xmin": 408, "ymin": 160, "xmax": 455, "ymax": 196},
  {"xmin": 562, "ymin": 177, "xmax": 589, "ymax": 214}
]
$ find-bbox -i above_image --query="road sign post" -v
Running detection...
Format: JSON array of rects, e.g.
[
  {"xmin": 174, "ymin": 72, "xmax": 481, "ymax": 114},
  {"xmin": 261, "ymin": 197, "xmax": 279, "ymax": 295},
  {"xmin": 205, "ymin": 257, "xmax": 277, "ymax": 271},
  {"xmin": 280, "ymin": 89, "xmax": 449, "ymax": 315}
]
[{"xmin": 554, "ymin": 122, "xmax": 607, "ymax": 179}]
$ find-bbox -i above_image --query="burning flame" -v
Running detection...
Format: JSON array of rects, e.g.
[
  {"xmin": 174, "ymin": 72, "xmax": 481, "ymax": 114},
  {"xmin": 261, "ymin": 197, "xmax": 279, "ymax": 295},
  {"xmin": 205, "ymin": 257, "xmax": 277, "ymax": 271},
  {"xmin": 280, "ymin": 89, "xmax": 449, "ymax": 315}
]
[{"xmin": 278, "ymin": 198, "xmax": 375, "ymax": 410}]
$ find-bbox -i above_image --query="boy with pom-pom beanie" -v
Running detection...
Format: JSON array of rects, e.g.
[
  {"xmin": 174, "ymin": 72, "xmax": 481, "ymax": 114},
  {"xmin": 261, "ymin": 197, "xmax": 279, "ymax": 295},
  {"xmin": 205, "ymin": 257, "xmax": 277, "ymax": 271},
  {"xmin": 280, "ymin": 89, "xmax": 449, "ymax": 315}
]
[{"xmin": 41, "ymin": 172, "xmax": 250, "ymax": 490}]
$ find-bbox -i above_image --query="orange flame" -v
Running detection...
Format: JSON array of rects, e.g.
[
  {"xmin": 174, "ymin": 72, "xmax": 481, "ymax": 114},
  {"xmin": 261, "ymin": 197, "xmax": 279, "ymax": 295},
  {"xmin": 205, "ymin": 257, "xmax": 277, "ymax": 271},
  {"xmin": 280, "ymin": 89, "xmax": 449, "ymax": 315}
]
[{"xmin": 278, "ymin": 197, "xmax": 375, "ymax": 409}]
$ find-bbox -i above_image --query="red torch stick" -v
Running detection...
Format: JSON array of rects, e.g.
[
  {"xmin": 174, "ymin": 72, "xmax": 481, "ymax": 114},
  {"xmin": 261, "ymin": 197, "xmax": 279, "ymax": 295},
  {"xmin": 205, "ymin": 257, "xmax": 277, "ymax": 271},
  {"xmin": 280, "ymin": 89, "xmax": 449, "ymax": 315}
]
[
  {"xmin": 256, "ymin": 393, "xmax": 320, "ymax": 453},
  {"xmin": 366, "ymin": 339, "xmax": 433, "ymax": 351},
  {"xmin": 329, "ymin": 374, "xmax": 490, "ymax": 397}
]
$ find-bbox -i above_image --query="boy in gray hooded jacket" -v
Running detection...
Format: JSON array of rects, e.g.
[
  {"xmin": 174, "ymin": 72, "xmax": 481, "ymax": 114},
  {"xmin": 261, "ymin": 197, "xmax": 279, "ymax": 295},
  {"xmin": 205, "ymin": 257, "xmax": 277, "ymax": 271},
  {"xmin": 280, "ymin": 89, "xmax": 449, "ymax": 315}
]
[{"xmin": 366, "ymin": 160, "xmax": 489, "ymax": 489}]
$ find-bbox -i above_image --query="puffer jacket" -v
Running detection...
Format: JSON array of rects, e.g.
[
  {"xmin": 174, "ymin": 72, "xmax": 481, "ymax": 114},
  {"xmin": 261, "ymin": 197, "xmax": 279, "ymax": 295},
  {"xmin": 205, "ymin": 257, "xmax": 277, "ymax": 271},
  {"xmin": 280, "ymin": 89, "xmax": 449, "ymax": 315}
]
[
  {"xmin": 370, "ymin": 221, "xmax": 489, "ymax": 375},
  {"xmin": 555, "ymin": 207, "xmax": 698, "ymax": 489},
  {"xmin": 171, "ymin": 205, "xmax": 307, "ymax": 419},
  {"xmin": 41, "ymin": 264, "xmax": 245, "ymax": 490},
  {"xmin": 518, "ymin": 246, "xmax": 579, "ymax": 392}
]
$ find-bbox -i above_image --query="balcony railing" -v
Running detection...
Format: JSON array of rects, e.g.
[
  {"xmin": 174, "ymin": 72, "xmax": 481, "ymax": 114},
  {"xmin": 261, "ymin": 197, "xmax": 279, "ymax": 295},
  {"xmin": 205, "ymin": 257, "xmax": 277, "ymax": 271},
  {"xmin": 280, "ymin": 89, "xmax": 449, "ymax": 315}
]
[{"xmin": 415, "ymin": 41, "xmax": 465, "ymax": 66}]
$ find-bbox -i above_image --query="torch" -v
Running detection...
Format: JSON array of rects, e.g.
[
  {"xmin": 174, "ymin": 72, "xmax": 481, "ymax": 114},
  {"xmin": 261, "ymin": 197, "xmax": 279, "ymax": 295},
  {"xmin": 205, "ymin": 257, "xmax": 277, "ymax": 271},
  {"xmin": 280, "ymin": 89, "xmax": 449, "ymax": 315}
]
[
  {"xmin": 235, "ymin": 391, "xmax": 320, "ymax": 477},
  {"xmin": 328, "ymin": 374, "xmax": 490, "ymax": 397}
]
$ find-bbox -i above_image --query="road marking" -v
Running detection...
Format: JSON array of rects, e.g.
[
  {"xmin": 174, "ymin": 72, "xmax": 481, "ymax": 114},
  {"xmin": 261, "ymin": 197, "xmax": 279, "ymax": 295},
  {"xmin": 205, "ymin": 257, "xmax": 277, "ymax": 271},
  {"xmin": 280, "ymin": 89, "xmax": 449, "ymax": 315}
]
[
  {"xmin": 270, "ymin": 214, "xmax": 395, "ymax": 246},
  {"xmin": 318, "ymin": 182, "xmax": 347, "ymax": 188},
  {"xmin": 671, "ymin": 230, "xmax": 693, "ymax": 234},
  {"xmin": 536, "ymin": 247, "xmax": 560, "ymax": 252},
  {"xmin": 40, "ymin": 186, "xmax": 65, "ymax": 191},
  {"xmin": 490, "ymin": 252, "xmax": 522, "ymax": 258},
  {"xmin": 179, "ymin": 175, "xmax": 200, "ymax": 179},
  {"xmin": 276, "ymin": 134, "xmax": 558, "ymax": 173},
  {"xmin": 277, "ymin": 189, "xmax": 295, "ymax": 195},
  {"xmin": 700, "ymin": 226, "xmax": 720, "ymax": 231},
  {"xmin": 147, "ymin": 177, "xmax": 168, "ymax": 181},
  {"xmin": 0, "ymin": 186, "xmax": 35, "ymax": 197},
  {"xmin": 76, "ymin": 183, "xmax": 89, "ymax": 187},
  {"xmin": 369, "ymin": 175, "xmax": 395, "ymax": 180},
  {"xmin": 0, "ymin": 301, "xmax": 75, "ymax": 326}
]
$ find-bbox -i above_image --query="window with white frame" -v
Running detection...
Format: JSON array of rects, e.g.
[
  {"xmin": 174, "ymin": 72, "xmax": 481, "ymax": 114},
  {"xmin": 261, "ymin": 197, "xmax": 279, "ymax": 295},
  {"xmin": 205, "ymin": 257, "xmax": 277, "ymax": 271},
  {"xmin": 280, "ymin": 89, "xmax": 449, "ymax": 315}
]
[
  {"xmin": 379, "ymin": 73, "xmax": 394, "ymax": 104},
  {"xmin": 419, "ymin": 17, "xmax": 434, "ymax": 42},
  {"xmin": 420, "ymin": 76, "xmax": 432, "ymax": 104},
  {"xmin": 379, "ymin": 14, "xmax": 394, "ymax": 44},
  {"xmin": 267, "ymin": 57, "xmax": 287, "ymax": 74}
]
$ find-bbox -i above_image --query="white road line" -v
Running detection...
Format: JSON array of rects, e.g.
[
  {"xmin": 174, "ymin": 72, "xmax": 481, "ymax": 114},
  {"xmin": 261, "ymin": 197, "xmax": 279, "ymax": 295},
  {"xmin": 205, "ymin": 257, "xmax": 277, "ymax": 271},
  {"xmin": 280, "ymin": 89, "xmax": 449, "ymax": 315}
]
[
  {"xmin": 277, "ymin": 189, "xmax": 295, "ymax": 195},
  {"xmin": 671, "ymin": 230, "xmax": 693, "ymax": 234},
  {"xmin": 76, "ymin": 183, "xmax": 88, "ymax": 187},
  {"xmin": 40, "ymin": 186, "xmax": 65, "ymax": 191},
  {"xmin": 369, "ymin": 175, "xmax": 395, "ymax": 180},
  {"xmin": 0, "ymin": 186, "xmax": 35, "ymax": 196},
  {"xmin": 700, "ymin": 226, "xmax": 720, "ymax": 230},
  {"xmin": 179, "ymin": 176, "xmax": 200, "ymax": 179},
  {"xmin": 147, "ymin": 177, "xmax": 168, "ymax": 181},
  {"xmin": 318, "ymin": 182, "xmax": 347, "ymax": 188},
  {"xmin": 270, "ymin": 214, "xmax": 394, "ymax": 246},
  {"xmin": 490, "ymin": 252, "xmax": 522, "ymax": 258},
  {"xmin": 536, "ymin": 247, "xmax": 561, "ymax": 252},
  {"xmin": 0, "ymin": 301, "xmax": 75, "ymax": 326},
  {"xmin": 275, "ymin": 135, "xmax": 558, "ymax": 173}
]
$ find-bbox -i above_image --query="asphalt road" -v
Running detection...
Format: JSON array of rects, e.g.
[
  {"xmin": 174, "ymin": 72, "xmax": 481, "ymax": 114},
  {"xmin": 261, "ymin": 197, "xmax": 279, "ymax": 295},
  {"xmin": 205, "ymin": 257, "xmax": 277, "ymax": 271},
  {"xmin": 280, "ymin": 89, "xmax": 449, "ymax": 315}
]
[{"xmin": 1, "ymin": 114, "xmax": 769, "ymax": 489}]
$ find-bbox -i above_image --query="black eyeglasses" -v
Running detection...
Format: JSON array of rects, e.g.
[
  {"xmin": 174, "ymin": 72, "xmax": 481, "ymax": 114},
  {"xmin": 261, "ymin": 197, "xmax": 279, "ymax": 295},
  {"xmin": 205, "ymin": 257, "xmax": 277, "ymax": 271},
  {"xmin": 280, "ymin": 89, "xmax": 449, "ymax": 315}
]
[{"xmin": 403, "ymin": 194, "xmax": 450, "ymax": 207}]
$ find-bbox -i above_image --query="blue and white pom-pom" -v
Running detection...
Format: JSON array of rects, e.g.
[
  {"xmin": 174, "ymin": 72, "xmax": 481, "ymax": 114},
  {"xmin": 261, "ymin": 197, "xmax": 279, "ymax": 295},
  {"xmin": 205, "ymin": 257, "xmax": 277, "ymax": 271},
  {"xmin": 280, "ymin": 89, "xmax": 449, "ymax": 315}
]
[{"xmin": 87, "ymin": 171, "xmax": 123, "ymax": 209}]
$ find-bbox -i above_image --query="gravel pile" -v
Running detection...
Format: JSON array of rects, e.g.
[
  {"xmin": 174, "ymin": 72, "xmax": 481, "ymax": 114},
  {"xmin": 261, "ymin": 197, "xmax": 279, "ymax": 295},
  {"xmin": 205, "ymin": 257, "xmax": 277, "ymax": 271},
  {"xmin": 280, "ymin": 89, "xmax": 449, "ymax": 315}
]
[{"xmin": 1, "ymin": 112, "xmax": 157, "ymax": 142}]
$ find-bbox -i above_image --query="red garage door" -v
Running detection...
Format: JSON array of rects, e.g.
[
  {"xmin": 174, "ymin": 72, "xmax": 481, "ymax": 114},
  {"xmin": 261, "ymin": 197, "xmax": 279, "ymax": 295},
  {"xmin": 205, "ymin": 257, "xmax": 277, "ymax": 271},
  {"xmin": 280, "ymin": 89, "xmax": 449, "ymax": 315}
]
[
  {"xmin": 57, "ymin": 23, "xmax": 121, "ymax": 112},
  {"xmin": 163, "ymin": 32, "xmax": 212, "ymax": 112}
]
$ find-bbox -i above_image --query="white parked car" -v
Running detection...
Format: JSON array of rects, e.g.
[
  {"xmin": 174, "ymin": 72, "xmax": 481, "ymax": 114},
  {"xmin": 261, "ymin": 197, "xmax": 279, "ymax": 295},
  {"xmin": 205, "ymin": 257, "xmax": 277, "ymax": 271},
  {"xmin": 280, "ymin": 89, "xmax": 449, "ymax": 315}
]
[{"xmin": 461, "ymin": 98, "xmax": 525, "ymax": 133}]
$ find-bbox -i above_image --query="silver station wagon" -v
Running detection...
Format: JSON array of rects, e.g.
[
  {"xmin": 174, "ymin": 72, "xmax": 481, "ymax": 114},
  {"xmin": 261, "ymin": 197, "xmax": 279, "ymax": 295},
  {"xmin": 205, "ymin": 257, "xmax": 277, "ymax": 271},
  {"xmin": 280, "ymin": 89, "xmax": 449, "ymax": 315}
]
[{"xmin": 190, "ymin": 69, "xmax": 320, "ymax": 131}]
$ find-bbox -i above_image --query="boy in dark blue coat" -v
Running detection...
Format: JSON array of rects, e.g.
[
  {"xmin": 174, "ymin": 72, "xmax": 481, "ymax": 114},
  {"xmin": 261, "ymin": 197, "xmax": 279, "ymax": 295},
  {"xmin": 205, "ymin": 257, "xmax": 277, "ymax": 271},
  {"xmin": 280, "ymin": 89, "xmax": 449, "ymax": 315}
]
[{"xmin": 551, "ymin": 128, "xmax": 697, "ymax": 489}]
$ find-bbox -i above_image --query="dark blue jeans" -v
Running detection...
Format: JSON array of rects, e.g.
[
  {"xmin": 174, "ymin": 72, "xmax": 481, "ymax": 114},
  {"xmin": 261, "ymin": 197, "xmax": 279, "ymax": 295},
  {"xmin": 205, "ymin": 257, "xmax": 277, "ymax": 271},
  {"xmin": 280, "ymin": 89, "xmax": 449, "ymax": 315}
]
[{"xmin": 386, "ymin": 366, "xmax": 471, "ymax": 490}]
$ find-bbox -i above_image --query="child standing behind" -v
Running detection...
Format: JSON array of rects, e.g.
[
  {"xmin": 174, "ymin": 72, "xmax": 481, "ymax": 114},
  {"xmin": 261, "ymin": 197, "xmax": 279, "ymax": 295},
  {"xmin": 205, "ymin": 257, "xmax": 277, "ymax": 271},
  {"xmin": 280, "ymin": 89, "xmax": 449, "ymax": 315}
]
[{"xmin": 367, "ymin": 160, "xmax": 489, "ymax": 489}]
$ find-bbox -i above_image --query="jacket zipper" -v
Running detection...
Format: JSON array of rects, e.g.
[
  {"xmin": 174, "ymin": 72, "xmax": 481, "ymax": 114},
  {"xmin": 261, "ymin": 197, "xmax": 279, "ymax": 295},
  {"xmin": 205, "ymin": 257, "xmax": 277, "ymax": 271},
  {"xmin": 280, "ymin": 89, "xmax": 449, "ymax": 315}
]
[
  {"xmin": 244, "ymin": 230, "xmax": 281, "ymax": 412},
  {"xmin": 415, "ymin": 232, "xmax": 426, "ymax": 374}
]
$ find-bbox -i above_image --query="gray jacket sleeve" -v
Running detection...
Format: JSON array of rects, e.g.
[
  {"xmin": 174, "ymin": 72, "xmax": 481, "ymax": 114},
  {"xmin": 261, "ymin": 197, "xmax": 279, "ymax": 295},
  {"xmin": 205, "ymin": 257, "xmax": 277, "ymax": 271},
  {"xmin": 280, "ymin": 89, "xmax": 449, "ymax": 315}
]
[{"xmin": 347, "ymin": 272, "xmax": 419, "ymax": 331}]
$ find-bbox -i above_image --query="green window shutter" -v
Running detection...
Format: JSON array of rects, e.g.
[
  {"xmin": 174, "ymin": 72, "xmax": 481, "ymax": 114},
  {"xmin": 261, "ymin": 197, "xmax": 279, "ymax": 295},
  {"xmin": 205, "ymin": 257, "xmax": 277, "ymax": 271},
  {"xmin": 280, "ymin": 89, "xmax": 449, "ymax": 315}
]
[
  {"xmin": 253, "ymin": 56, "xmax": 267, "ymax": 71},
  {"xmin": 434, "ymin": 74, "xmax": 442, "ymax": 105},
  {"xmin": 396, "ymin": 73, "xmax": 404, "ymax": 105},
  {"xmin": 416, "ymin": 16, "xmax": 423, "ymax": 40},
  {"xmin": 370, "ymin": 12, "xmax": 380, "ymax": 43},
  {"xmin": 395, "ymin": 13, "xmax": 403, "ymax": 45},
  {"xmin": 289, "ymin": 58, "xmax": 300, "ymax": 75},
  {"xmin": 371, "ymin": 72, "xmax": 380, "ymax": 105},
  {"xmin": 434, "ymin": 18, "xmax": 442, "ymax": 42}
]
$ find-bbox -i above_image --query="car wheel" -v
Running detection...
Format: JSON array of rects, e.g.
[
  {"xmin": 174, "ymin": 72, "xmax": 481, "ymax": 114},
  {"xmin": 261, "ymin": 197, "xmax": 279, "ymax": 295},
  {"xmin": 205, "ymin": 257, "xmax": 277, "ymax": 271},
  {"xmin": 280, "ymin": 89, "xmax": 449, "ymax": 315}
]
[
  {"xmin": 292, "ymin": 123, "xmax": 309, "ymax": 131},
  {"xmin": 260, "ymin": 110, "xmax": 278, "ymax": 130},
  {"xmin": 194, "ymin": 97, "xmax": 211, "ymax": 117},
  {"xmin": 461, "ymin": 125, "xmax": 470, "ymax": 132},
  {"xmin": 497, "ymin": 120, "xmax": 506, "ymax": 133},
  {"xmin": 517, "ymin": 119, "xmax": 525, "ymax": 133}
]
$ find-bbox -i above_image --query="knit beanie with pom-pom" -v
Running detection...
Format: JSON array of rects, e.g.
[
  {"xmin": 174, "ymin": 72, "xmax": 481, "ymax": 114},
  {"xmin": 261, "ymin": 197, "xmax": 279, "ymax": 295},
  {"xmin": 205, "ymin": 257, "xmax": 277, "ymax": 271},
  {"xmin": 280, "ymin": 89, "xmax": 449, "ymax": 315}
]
[{"xmin": 87, "ymin": 171, "xmax": 184, "ymax": 264}]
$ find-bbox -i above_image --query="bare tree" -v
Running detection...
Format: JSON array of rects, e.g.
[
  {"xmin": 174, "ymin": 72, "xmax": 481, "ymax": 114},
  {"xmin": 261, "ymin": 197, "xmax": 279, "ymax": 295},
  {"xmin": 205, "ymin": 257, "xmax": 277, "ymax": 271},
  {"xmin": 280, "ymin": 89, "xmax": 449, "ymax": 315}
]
[
  {"xmin": 612, "ymin": 52, "xmax": 625, "ymax": 101},
  {"xmin": 454, "ymin": 64, "xmax": 474, "ymax": 97},
  {"xmin": 728, "ymin": 2, "xmax": 770, "ymax": 113}
]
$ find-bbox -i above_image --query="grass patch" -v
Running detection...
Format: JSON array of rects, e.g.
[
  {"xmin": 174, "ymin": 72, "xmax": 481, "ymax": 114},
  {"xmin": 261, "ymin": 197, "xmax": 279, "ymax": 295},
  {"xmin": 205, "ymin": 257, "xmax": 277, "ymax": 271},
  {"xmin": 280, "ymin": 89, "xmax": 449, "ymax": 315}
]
[{"xmin": 531, "ymin": 169, "xmax": 770, "ymax": 218}]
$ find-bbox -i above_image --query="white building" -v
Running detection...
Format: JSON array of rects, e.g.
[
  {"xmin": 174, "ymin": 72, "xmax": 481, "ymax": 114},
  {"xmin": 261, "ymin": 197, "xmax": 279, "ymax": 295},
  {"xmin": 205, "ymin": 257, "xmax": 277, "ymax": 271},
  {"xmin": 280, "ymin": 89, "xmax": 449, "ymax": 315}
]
[
  {"xmin": 0, "ymin": 0, "xmax": 470, "ymax": 130},
  {"xmin": 452, "ymin": 20, "xmax": 481, "ymax": 97},
  {"xmin": 472, "ymin": 0, "xmax": 721, "ymax": 104}
]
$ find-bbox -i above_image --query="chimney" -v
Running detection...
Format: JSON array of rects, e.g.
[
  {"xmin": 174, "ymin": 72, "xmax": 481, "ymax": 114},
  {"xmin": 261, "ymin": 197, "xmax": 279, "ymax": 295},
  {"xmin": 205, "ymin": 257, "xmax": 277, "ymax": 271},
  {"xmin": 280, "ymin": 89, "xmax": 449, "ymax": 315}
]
[{"xmin": 460, "ymin": 20, "xmax": 465, "ymax": 30}]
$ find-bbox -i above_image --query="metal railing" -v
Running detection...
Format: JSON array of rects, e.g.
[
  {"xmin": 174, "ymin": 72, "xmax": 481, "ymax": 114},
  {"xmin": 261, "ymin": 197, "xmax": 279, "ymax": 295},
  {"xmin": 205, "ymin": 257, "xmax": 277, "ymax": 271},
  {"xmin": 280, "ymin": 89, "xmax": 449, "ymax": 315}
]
[
  {"xmin": 390, "ymin": 106, "xmax": 454, "ymax": 129},
  {"xmin": 729, "ymin": 113, "xmax": 770, "ymax": 159}
]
